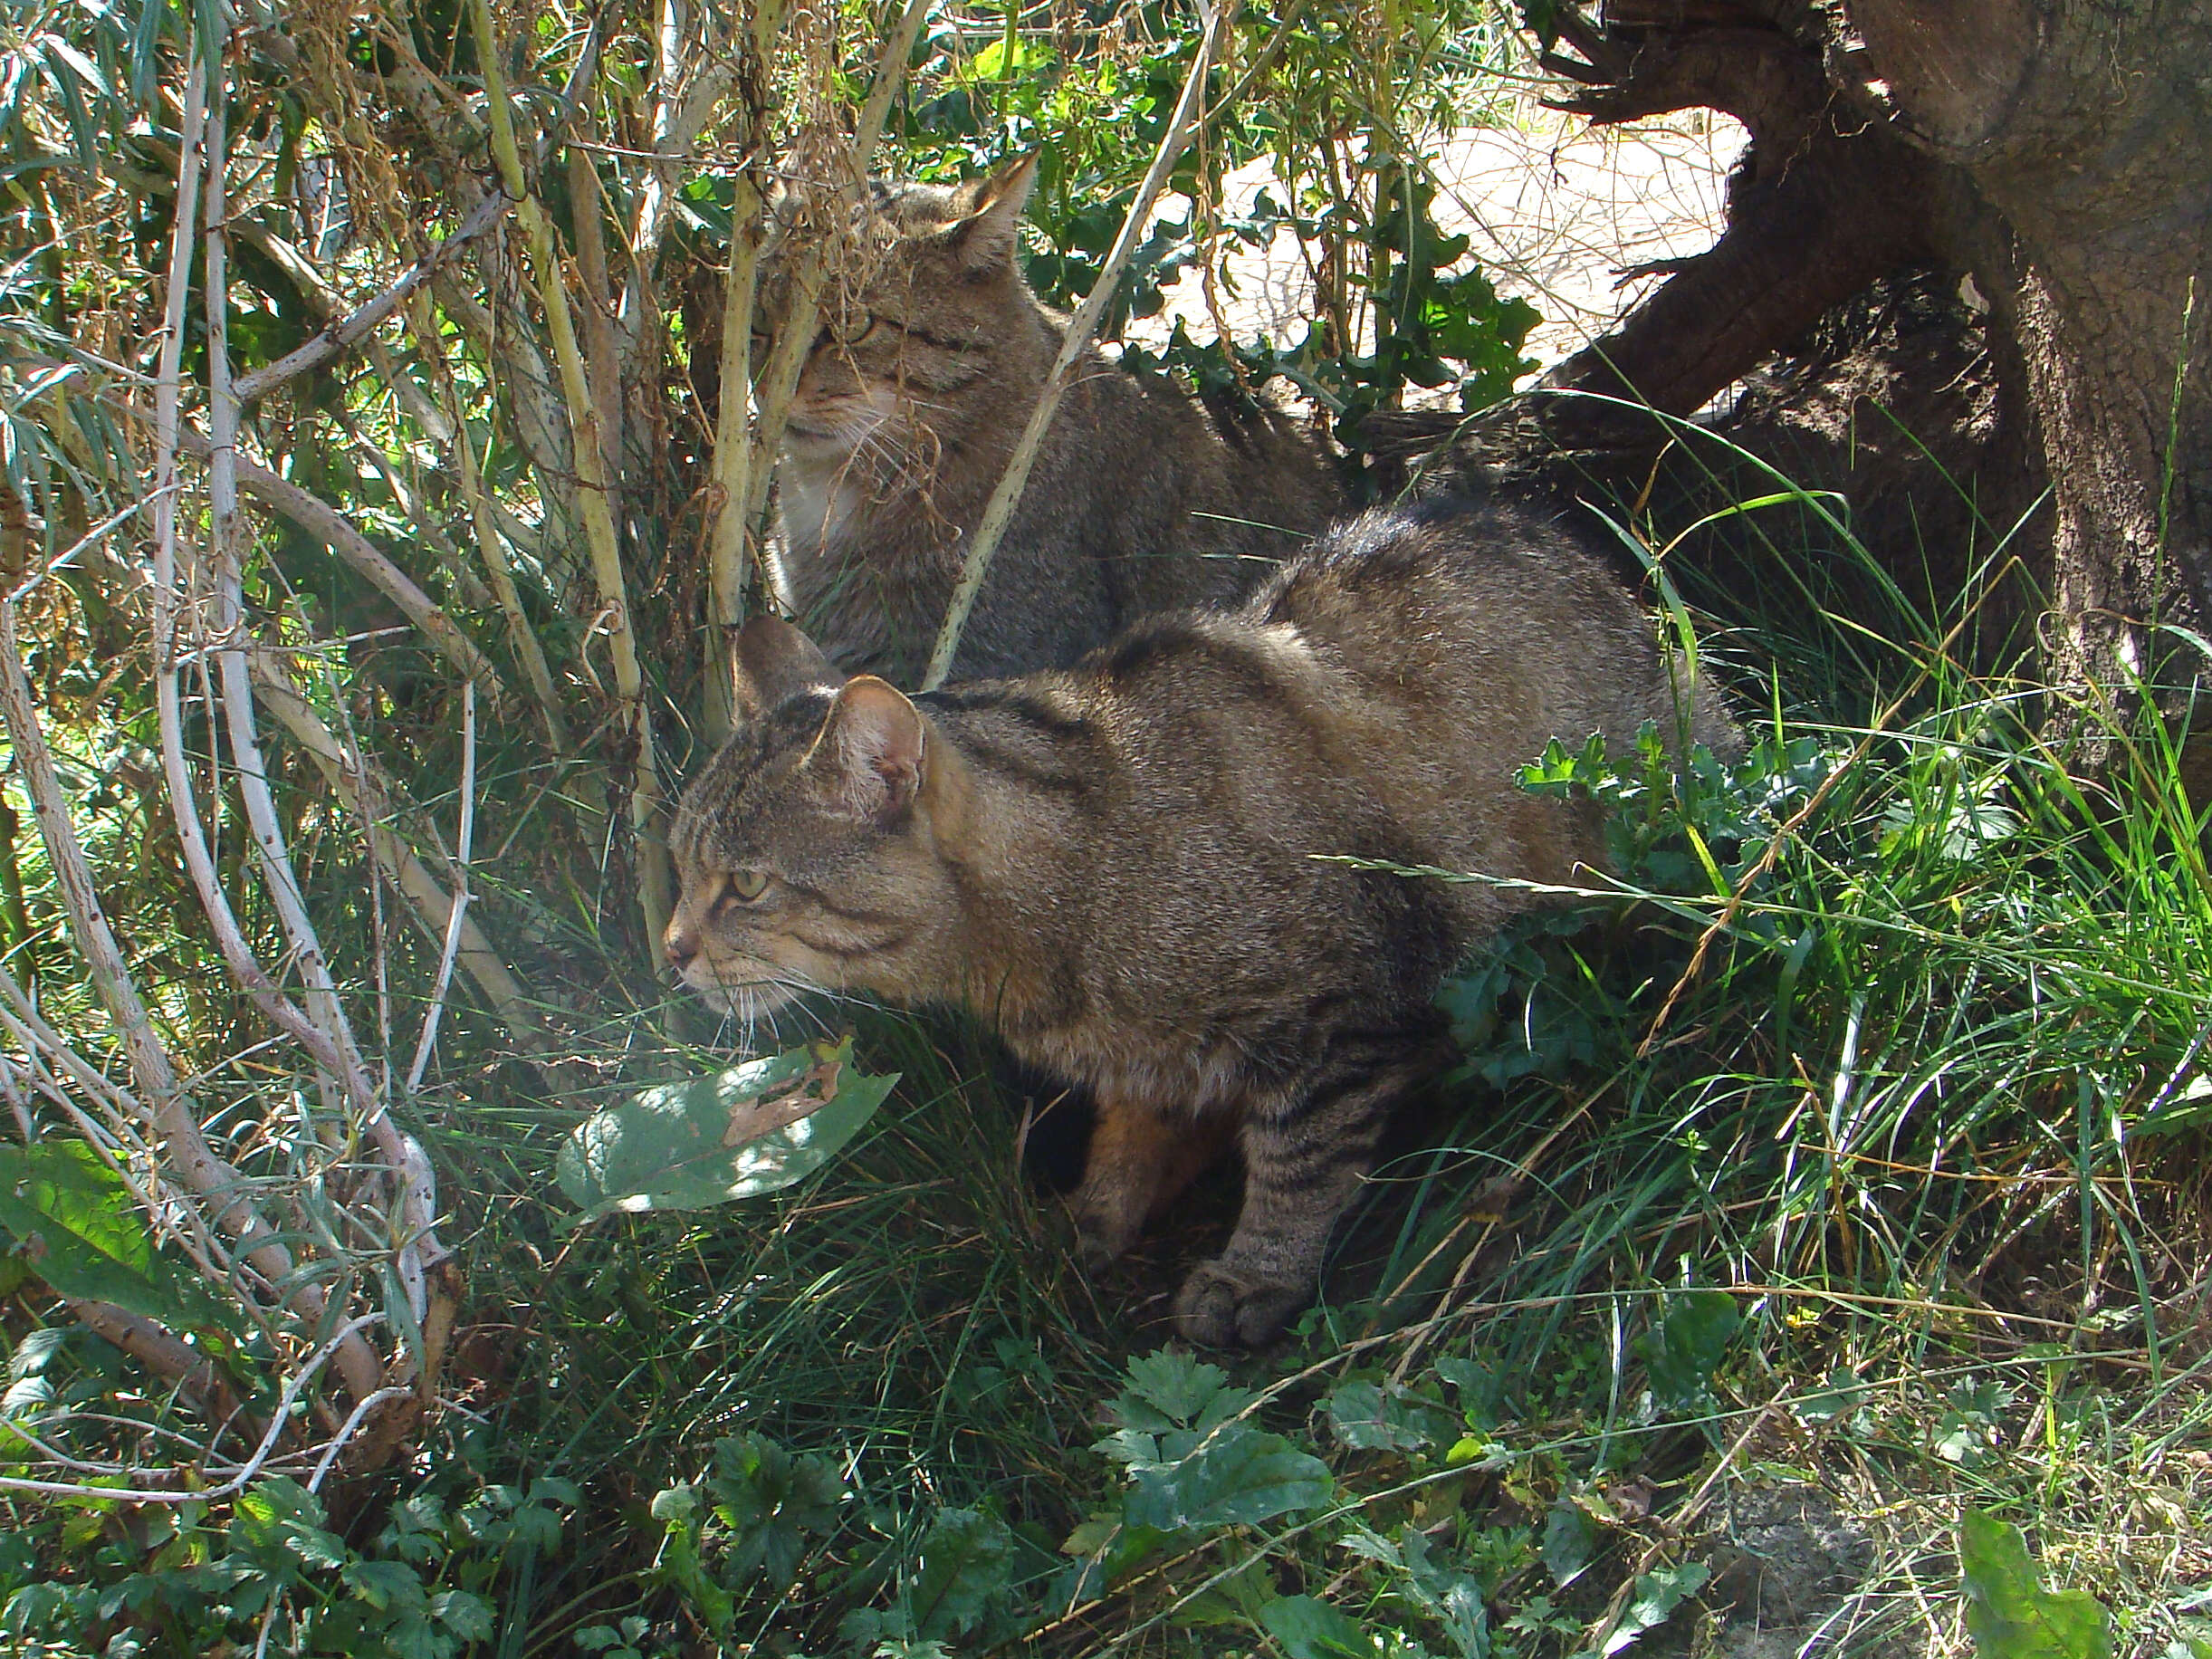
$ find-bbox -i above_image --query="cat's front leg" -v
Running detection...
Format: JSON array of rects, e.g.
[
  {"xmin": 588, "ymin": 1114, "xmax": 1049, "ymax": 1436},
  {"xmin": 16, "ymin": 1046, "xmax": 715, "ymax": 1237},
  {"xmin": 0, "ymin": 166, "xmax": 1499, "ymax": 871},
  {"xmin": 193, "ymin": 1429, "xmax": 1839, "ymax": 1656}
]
[
  {"xmin": 1068, "ymin": 1092, "xmax": 1232, "ymax": 1268},
  {"xmin": 1174, "ymin": 1026, "xmax": 1452, "ymax": 1347}
]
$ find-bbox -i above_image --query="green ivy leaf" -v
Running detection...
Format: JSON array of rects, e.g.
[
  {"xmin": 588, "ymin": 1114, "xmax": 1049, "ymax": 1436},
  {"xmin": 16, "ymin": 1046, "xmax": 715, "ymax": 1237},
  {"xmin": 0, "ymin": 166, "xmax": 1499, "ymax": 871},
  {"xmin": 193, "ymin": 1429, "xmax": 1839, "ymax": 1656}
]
[
  {"xmin": 557, "ymin": 1036, "xmax": 897, "ymax": 1223},
  {"xmin": 1960, "ymin": 1510, "xmax": 2112, "ymax": 1659},
  {"xmin": 0, "ymin": 1141, "xmax": 239, "ymax": 1336}
]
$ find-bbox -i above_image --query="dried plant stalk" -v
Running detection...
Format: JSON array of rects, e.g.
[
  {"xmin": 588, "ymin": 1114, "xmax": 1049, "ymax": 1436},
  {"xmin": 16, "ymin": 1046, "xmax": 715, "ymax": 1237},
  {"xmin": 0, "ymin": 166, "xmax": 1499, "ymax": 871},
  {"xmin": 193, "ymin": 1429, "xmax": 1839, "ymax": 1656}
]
[
  {"xmin": 474, "ymin": 0, "xmax": 675, "ymax": 957},
  {"xmin": 923, "ymin": 0, "xmax": 1239, "ymax": 690}
]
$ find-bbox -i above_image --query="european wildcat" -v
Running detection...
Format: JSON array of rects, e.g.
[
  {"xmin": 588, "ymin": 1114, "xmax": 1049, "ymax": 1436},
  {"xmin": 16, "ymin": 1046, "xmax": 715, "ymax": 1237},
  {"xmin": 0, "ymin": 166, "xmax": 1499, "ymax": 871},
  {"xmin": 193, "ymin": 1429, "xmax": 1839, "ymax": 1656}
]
[
  {"xmin": 668, "ymin": 499, "xmax": 1738, "ymax": 1346},
  {"xmin": 766, "ymin": 155, "xmax": 1348, "ymax": 686}
]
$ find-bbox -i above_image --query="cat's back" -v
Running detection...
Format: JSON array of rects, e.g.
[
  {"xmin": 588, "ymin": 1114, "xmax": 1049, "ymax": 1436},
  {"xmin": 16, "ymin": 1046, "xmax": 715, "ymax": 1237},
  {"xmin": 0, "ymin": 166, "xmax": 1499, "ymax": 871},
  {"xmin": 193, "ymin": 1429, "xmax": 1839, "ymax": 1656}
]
[
  {"xmin": 1040, "ymin": 369, "xmax": 1348, "ymax": 614},
  {"xmin": 1247, "ymin": 497, "xmax": 1735, "ymax": 884}
]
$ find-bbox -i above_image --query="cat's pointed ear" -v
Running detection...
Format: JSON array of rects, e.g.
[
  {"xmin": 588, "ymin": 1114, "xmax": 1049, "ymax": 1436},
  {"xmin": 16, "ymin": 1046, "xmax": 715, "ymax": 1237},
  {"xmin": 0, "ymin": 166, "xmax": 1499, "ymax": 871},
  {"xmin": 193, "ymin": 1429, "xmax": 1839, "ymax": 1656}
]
[
  {"xmin": 732, "ymin": 614, "xmax": 839, "ymax": 721},
  {"xmin": 809, "ymin": 676, "xmax": 925, "ymax": 821},
  {"xmin": 951, "ymin": 154, "xmax": 1038, "ymax": 271}
]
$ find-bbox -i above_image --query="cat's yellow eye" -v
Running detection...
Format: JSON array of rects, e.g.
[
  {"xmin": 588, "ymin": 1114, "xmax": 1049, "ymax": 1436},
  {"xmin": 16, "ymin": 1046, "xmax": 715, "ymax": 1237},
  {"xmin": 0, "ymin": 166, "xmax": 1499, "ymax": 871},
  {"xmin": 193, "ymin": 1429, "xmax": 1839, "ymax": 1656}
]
[{"xmin": 726, "ymin": 868, "xmax": 770, "ymax": 904}]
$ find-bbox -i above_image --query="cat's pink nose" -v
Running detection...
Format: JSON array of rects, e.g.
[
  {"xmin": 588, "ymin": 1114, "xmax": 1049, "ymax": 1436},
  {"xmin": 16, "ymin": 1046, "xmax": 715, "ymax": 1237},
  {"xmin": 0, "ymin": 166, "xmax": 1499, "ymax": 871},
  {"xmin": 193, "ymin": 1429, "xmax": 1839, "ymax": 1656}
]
[{"xmin": 665, "ymin": 926, "xmax": 699, "ymax": 971}]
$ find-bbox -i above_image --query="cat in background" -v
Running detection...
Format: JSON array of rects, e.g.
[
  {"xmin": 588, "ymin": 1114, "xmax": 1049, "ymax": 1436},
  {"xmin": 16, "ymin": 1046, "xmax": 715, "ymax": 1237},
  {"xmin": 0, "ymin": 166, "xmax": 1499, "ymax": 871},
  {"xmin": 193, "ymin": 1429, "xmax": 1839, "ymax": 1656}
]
[
  {"xmin": 666, "ymin": 497, "xmax": 1738, "ymax": 1346},
  {"xmin": 765, "ymin": 155, "xmax": 1347, "ymax": 687}
]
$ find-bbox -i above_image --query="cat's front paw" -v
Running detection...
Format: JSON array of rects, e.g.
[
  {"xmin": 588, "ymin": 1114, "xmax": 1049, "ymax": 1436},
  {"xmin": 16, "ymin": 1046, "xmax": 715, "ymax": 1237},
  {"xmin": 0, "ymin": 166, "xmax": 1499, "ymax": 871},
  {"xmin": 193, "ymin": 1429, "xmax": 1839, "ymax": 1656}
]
[
  {"xmin": 1173, "ymin": 1261, "xmax": 1307, "ymax": 1348},
  {"xmin": 1069, "ymin": 1191, "xmax": 1143, "ymax": 1271}
]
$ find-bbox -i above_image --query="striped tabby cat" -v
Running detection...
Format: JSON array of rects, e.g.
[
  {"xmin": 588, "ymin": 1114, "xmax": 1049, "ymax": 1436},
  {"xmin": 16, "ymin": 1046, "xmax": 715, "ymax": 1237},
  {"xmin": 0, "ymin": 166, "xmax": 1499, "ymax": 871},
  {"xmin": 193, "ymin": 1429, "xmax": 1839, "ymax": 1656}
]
[
  {"xmin": 766, "ymin": 156, "xmax": 1345, "ymax": 686},
  {"xmin": 668, "ymin": 500, "xmax": 1737, "ymax": 1345}
]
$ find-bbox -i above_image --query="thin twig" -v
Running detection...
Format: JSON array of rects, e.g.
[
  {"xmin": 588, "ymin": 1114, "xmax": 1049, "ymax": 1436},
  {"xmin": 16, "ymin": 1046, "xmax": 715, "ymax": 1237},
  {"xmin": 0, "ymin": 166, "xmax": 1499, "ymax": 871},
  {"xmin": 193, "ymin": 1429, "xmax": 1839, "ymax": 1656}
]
[
  {"xmin": 0, "ymin": 1314, "xmax": 384, "ymax": 1502},
  {"xmin": 230, "ymin": 188, "xmax": 514, "ymax": 405},
  {"xmin": 407, "ymin": 681, "xmax": 476, "ymax": 1094},
  {"xmin": 248, "ymin": 649, "xmax": 562, "ymax": 1060},
  {"xmin": 922, "ymin": 0, "xmax": 1240, "ymax": 689}
]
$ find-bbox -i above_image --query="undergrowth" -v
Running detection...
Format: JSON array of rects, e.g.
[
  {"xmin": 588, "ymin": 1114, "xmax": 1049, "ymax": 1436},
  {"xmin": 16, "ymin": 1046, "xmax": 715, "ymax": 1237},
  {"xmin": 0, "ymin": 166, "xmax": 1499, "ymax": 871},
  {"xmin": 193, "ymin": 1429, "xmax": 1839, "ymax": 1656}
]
[{"xmin": 9, "ymin": 492, "xmax": 2212, "ymax": 1655}]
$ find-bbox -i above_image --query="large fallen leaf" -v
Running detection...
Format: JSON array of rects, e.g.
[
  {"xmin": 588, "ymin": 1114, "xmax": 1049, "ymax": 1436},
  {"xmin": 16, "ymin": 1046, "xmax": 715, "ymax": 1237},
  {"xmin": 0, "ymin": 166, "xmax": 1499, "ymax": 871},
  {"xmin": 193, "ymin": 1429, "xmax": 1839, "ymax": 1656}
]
[{"xmin": 557, "ymin": 1036, "xmax": 898, "ymax": 1224}]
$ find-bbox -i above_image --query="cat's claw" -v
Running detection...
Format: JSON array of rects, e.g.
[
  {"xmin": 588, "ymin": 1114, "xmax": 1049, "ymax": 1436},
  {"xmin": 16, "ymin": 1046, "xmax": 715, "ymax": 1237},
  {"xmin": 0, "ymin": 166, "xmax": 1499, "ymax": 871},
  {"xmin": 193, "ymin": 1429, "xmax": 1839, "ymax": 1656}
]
[{"xmin": 1173, "ymin": 1261, "xmax": 1306, "ymax": 1348}]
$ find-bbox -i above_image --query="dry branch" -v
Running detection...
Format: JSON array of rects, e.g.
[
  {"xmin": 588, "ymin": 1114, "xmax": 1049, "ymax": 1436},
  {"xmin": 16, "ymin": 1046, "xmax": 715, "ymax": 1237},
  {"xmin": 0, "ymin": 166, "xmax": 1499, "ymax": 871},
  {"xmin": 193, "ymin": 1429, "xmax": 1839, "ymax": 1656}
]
[
  {"xmin": 474, "ymin": 0, "xmax": 675, "ymax": 958},
  {"xmin": 230, "ymin": 188, "xmax": 516, "ymax": 406},
  {"xmin": 0, "ymin": 598, "xmax": 385, "ymax": 1405},
  {"xmin": 157, "ymin": 420, "xmax": 512, "ymax": 707}
]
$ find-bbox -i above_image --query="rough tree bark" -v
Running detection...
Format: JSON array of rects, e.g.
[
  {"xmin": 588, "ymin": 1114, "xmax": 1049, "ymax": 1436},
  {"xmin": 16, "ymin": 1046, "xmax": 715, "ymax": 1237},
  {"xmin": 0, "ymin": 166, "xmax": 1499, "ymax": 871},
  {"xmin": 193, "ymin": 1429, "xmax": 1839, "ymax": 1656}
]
[{"xmin": 1410, "ymin": 0, "xmax": 2212, "ymax": 733}]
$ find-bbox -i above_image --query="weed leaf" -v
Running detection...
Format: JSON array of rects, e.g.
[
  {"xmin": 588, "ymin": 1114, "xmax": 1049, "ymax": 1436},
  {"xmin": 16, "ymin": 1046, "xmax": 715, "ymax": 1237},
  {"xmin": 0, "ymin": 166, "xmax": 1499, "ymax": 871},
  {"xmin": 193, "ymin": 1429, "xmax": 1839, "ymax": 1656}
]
[
  {"xmin": 1637, "ymin": 1289, "xmax": 1739, "ymax": 1413},
  {"xmin": 1603, "ymin": 1562, "xmax": 1709, "ymax": 1655},
  {"xmin": 907, "ymin": 1507, "xmax": 1015, "ymax": 1640},
  {"xmin": 1542, "ymin": 1499, "xmax": 1595, "ymax": 1587},
  {"xmin": 557, "ymin": 1035, "xmax": 897, "ymax": 1222},
  {"xmin": 707, "ymin": 1432, "xmax": 847, "ymax": 1588},
  {"xmin": 1119, "ymin": 1348, "xmax": 1231, "ymax": 1427},
  {"xmin": 0, "ymin": 1141, "xmax": 238, "ymax": 1336},
  {"xmin": 1261, "ymin": 1594, "xmax": 1379, "ymax": 1657},
  {"xmin": 1960, "ymin": 1510, "xmax": 2112, "ymax": 1659},
  {"xmin": 1123, "ymin": 1421, "xmax": 1334, "ymax": 1531},
  {"xmin": 1326, "ymin": 1379, "xmax": 1456, "ymax": 1453}
]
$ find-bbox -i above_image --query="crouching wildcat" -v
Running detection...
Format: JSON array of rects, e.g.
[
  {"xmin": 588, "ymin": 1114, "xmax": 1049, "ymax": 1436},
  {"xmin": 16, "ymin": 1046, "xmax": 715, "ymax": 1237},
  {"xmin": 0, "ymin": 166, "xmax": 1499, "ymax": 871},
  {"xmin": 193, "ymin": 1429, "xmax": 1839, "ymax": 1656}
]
[{"xmin": 666, "ymin": 500, "xmax": 1738, "ymax": 1346}]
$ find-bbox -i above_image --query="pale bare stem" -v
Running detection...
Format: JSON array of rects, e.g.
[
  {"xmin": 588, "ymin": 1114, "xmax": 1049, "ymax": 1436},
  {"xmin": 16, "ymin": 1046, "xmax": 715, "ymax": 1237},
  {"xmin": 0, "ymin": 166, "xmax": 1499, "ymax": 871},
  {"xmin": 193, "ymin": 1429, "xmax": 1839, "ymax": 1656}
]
[
  {"xmin": 148, "ymin": 419, "xmax": 512, "ymax": 707},
  {"xmin": 922, "ymin": 0, "xmax": 1240, "ymax": 690},
  {"xmin": 137, "ymin": 59, "xmax": 383, "ymax": 1405},
  {"xmin": 698, "ymin": 0, "xmax": 798, "ymax": 742},
  {"xmin": 0, "ymin": 1313, "xmax": 385, "ymax": 1503},
  {"xmin": 739, "ymin": 0, "xmax": 932, "ymax": 550},
  {"xmin": 0, "ymin": 1051, "xmax": 32, "ymax": 1142},
  {"xmin": 203, "ymin": 81, "xmax": 390, "ymax": 1136},
  {"xmin": 247, "ymin": 648, "xmax": 563, "ymax": 1066},
  {"xmin": 565, "ymin": 148, "xmax": 626, "ymax": 488},
  {"xmin": 701, "ymin": 144, "xmax": 782, "ymax": 741},
  {"xmin": 474, "ymin": 0, "xmax": 675, "ymax": 959},
  {"xmin": 70, "ymin": 1301, "xmax": 250, "ymax": 1426},
  {"xmin": 205, "ymin": 68, "xmax": 447, "ymax": 1334},
  {"xmin": 228, "ymin": 189, "xmax": 515, "ymax": 407},
  {"xmin": 617, "ymin": 0, "xmax": 738, "ymax": 373},
  {"xmin": 406, "ymin": 683, "xmax": 476, "ymax": 1096}
]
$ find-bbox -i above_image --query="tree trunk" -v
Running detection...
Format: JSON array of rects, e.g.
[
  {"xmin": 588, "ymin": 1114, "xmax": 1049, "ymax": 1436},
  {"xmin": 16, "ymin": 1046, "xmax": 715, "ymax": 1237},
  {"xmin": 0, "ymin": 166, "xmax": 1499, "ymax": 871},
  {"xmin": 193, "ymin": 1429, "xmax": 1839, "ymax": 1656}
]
[
  {"xmin": 1409, "ymin": 0, "xmax": 2212, "ymax": 739},
  {"xmin": 1848, "ymin": 0, "xmax": 2212, "ymax": 718}
]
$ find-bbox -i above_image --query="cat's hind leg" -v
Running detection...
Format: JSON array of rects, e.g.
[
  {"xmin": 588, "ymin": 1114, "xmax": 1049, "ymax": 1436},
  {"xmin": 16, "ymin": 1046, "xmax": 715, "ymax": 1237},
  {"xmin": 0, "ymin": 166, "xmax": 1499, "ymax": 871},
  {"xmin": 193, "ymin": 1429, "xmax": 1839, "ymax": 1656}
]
[
  {"xmin": 1069, "ymin": 1092, "xmax": 1234, "ymax": 1268},
  {"xmin": 1174, "ymin": 1023, "xmax": 1453, "ymax": 1347}
]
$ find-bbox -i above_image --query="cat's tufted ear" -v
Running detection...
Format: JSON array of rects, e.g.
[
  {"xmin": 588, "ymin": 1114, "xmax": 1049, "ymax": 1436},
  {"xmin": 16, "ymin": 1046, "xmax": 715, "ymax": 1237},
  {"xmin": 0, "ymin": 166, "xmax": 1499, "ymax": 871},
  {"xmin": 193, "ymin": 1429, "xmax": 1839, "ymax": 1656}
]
[
  {"xmin": 809, "ymin": 676, "xmax": 925, "ymax": 822},
  {"xmin": 732, "ymin": 614, "xmax": 840, "ymax": 722},
  {"xmin": 949, "ymin": 154, "xmax": 1038, "ymax": 272}
]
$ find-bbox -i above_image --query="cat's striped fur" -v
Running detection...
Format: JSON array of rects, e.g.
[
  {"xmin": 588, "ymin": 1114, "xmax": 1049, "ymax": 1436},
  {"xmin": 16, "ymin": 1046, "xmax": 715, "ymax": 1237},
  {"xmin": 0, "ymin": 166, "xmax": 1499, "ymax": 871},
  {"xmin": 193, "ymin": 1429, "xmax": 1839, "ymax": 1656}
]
[
  {"xmin": 669, "ymin": 499, "xmax": 1738, "ymax": 1345},
  {"xmin": 764, "ymin": 156, "xmax": 1346, "ymax": 686}
]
